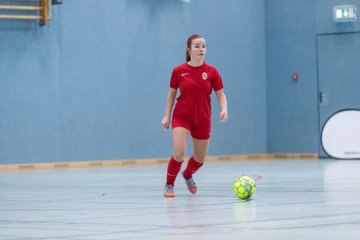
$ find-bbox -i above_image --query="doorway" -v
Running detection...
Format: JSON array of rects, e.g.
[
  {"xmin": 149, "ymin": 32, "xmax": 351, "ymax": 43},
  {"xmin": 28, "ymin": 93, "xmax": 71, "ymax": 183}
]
[{"xmin": 317, "ymin": 32, "xmax": 360, "ymax": 158}]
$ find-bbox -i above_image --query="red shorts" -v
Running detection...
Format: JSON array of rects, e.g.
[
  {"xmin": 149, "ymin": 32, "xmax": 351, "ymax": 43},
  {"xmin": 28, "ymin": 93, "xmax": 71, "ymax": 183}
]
[{"xmin": 172, "ymin": 117, "xmax": 211, "ymax": 140}]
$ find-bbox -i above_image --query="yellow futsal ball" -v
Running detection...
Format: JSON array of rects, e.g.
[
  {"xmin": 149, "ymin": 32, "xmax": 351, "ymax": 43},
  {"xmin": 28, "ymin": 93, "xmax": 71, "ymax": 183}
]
[{"xmin": 233, "ymin": 176, "xmax": 256, "ymax": 199}]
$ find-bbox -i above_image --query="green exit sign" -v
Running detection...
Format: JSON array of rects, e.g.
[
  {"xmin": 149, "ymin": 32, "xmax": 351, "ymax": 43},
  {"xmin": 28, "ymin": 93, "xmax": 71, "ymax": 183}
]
[{"xmin": 333, "ymin": 5, "xmax": 357, "ymax": 22}]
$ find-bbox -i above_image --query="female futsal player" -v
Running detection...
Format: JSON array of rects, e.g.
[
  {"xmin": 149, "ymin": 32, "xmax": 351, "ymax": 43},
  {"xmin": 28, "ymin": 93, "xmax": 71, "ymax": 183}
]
[{"xmin": 161, "ymin": 34, "xmax": 228, "ymax": 197}]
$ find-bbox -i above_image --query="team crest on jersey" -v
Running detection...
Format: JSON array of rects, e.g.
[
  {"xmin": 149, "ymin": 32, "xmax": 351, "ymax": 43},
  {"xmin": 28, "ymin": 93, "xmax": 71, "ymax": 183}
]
[{"xmin": 202, "ymin": 72, "xmax": 208, "ymax": 80}]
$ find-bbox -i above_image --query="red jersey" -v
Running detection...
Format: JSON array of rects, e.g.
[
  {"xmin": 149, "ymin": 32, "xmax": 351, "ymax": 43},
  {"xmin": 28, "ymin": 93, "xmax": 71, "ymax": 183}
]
[{"xmin": 170, "ymin": 62, "xmax": 224, "ymax": 124}]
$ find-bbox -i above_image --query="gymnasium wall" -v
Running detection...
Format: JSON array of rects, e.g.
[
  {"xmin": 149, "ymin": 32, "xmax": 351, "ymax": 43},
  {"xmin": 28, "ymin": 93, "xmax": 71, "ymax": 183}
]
[
  {"xmin": 266, "ymin": 0, "xmax": 360, "ymax": 154},
  {"xmin": 0, "ymin": 0, "xmax": 267, "ymax": 164}
]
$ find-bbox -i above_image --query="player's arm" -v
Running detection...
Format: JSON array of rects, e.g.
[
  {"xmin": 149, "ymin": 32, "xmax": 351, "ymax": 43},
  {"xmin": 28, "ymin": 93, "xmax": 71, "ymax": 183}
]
[
  {"xmin": 215, "ymin": 89, "xmax": 228, "ymax": 123},
  {"xmin": 161, "ymin": 88, "xmax": 177, "ymax": 129}
]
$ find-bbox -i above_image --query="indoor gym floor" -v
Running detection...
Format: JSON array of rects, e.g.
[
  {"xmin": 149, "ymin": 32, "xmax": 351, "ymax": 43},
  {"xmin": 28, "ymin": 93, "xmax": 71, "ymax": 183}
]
[{"xmin": 1, "ymin": 158, "xmax": 360, "ymax": 240}]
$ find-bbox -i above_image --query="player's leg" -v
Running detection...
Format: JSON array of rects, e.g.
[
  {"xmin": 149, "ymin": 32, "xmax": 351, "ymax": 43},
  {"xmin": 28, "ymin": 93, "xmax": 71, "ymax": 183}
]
[
  {"xmin": 181, "ymin": 138, "xmax": 209, "ymax": 194},
  {"xmin": 182, "ymin": 122, "xmax": 210, "ymax": 194},
  {"xmin": 172, "ymin": 127, "xmax": 190, "ymax": 162},
  {"xmin": 184, "ymin": 138, "xmax": 209, "ymax": 179},
  {"xmin": 164, "ymin": 126, "xmax": 190, "ymax": 197},
  {"xmin": 192, "ymin": 137, "xmax": 209, "ymax": 164}
]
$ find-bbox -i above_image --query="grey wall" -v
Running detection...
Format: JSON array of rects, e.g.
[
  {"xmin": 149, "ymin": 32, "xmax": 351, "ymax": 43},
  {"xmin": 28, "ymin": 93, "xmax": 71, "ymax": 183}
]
[
  {"xmin": 0, "ymin": 0, "xmax": 267, "ymax": 164},
  {"xmin": 266, "ymin": 0, "xmax": 360, "ymax": 153},
  {"xmin": 2, "ymin": 0, "xmax": 359, "ymax": 164}
]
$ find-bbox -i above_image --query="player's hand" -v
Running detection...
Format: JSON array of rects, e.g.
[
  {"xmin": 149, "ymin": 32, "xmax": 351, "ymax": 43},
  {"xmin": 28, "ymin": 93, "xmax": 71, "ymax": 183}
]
[
  {"xmin": 161, "ymin": 116, "xmax": 170, "ymax": 129},
  {"xmin": 219, "ymin": 111, "xmax": 228, "ymax": 123}
]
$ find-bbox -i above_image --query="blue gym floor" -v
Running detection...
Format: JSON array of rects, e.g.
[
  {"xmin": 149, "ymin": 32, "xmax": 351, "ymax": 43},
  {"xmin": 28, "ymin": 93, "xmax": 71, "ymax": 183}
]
[{"xmin": 1, "ymin": 159, "xmax": 360, "ymax": 240}]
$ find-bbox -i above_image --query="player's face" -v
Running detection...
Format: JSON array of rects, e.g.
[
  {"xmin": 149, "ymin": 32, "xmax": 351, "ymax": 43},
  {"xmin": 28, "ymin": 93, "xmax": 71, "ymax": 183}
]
[{"xmin": 188, "ymin": 38, "xmax": 206, "ymax": 61}]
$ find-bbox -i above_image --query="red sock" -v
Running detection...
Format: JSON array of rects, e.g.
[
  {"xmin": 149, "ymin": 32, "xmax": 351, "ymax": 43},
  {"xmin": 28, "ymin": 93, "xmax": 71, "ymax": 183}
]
[
  {"xmin": 166, "ymin": 156, "xmax": 183, "ymax": 185},
  {"xmin": 183, "ymin": 156, "xmax": 203, "ymax": 179}
]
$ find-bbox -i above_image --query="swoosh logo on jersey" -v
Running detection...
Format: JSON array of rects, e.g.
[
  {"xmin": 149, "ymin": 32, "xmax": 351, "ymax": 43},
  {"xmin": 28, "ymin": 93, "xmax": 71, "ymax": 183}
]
[{"xmin": 181, "ymin": 73, "xmax": 189, "ymax": 77}]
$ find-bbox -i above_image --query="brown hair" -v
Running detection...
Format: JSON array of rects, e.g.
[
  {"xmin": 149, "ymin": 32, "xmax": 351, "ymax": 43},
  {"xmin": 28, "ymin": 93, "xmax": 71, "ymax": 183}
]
[{"xmin": 186, "ymin": 34, "xmax": 204, "ymax": 62}]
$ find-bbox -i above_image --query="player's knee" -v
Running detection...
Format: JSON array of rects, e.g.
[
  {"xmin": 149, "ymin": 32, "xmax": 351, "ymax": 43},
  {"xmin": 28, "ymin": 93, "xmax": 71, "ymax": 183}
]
[
  {"xmin": 193, "ymin": 154, "xmax": 205, "ymax": 163},
  {"xmin": 173, "ymin": 151, "xmax": 185, "ymax": 162}
]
